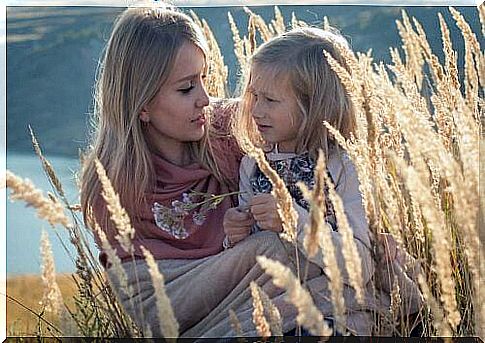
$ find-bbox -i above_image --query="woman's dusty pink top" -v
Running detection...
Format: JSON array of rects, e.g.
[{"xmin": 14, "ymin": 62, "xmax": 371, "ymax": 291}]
[{"xmin": 93, "ymin": 100, "xmax": 242, "ymax": 264}]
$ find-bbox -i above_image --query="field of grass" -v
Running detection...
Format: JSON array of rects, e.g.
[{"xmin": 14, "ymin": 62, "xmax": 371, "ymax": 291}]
[{"xmin": 7, "ymin": 274, "xmax": 77, "ymax": 336}]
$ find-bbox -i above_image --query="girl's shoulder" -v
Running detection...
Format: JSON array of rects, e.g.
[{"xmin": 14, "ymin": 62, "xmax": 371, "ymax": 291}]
[{"xmin": 327, "ymin": 149, "xmax": 358, "ymax": 188}]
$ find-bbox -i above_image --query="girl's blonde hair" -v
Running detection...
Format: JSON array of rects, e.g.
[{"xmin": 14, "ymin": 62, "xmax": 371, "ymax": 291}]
[
  {"xmin": 81, "ymin": 6, "xmax": 224, "ymax": 227},
  {"xmin": 235, "ymin": 27, "xmax": 356, "ymax": 161}
]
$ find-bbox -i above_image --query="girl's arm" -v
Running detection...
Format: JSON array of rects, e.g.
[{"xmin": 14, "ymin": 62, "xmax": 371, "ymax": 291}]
[
  {"xmin": 237, "ymin": 156, "xmax": 255, "ymax": 209},
  {"xmin": 295, "ymin": 153, "xmax": 374, "ymax": 286}
]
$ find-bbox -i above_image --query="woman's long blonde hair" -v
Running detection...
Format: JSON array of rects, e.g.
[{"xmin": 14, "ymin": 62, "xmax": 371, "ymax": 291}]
[
  {"xmin": 81, "ymin": 6, "xmax": 223, "ymax": 227},
  {"xmin": 235, "ymin": 27, "xmax": 356, "ymax": 161}
]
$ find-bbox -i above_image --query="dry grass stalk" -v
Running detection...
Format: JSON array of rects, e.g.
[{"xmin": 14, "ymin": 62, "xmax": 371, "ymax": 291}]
[
  {"xmin": 257, "ymin": 256, "xmax": 333, "ymax": 336},
  {"xmin": 29, "ymin": 127, "xmax": 65, "ymax": 198},
  {"xmin": 229, "ymin": 309, "xmax": 245, "ymax": 338},
  {"xmin": 192, "ymin": 12, "xmax": 228, "ymax": 98},
  {"xmin": 323, "ymin": 16, "xmax": 330, "ymax": 30},
  {"xmin": 5, "ymin": 170, "xmax": 71, "ymax": 227},
  {"xmin": 92, "ymin": 223, "xmax": 131, "ymax": 299},
  {"xmin": 297, "ymin": 152, "xmax": 346, "ymax": 332},
  {"xmin": 320, "ymin": 153, "xmax": 365, "ymax": 305},
  {"xmin": 439, "ymin": 13, "xmax": 460, "ymax": 93},
  {"xmin": 228, "ymin": 11, "xmax": 248, "ymax": 74},
  {"xmin": 393, "ymin": 156, "xmax": 460, "ymax": 330},
  {"xmin": 479, "ymin": 3, "xmax": 485, "ymax": 38},
  {"xmin": 271, "ymin": 6, "xmax": 285, "ymax": 35},
  {"xmin": 418, "ymin": 274, "xmax": 452, "ymax": 336},
  {"xmin": 389, "ymin": 276, "xmax": 401, "ymax": 326},
  {"xmin": 290, "ymin": 12, "xmax": 307, "ymax": 29},
  {"xmin": 250, "ymin": 282, "xmax": 271, "ymax": 337},
  {"xmin": 40, "ymin": 230, "xmax": 63, "ymax": 316},
  {"xmin": 297, "ymin": 153, "xmax": 326, "ymax": 258},
  {"xmin": 257, "ymin": 284, "xmax": 283, "ymax": 336},
  {"xmin": 140, "ymin": 246, "xmax": 179, "ymax": 338},
  {"xmin": 449, "ymin": 7, "xmax": 482, "ymax": 111},
  {"xmin": 397, "ymin": 11, "xmax": 425, "ymax": 89},
  {"xmin": 243, "ymin": 7, "xmax": 272, "ymax": 42},
  {"xmin": 94, "ymin": 159, "xmax": 135, "ymax": 254},
  {"xmin": 239, "ymin": 138, "xmax": 297, "ymax": 243}
]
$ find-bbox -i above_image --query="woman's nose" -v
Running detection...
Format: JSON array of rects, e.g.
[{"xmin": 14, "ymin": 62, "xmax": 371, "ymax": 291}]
[{"xmin": 196, "ymin": 85, "xmax": 210, "ymax": 108}]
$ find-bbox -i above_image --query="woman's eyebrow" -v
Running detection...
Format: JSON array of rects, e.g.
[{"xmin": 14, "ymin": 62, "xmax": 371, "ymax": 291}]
[{"xmin": 174, "ymin": 73, "xmax": 199, "ymax": 83}]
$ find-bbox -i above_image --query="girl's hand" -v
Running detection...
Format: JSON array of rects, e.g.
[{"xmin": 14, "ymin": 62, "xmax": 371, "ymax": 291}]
[
  {"xmin": 223, "ymin": 207, "xmax": 254, "ymax": 245},
  {"xmin": 249, "ymin": 194, "xmax": 283, "ymax": 233}
]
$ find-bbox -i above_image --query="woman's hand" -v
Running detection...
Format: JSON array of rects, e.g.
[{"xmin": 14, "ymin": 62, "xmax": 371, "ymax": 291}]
[
  {"xmin": 249, "ymin": 194, "xmax": 283, "ymax": 233},
  {"xmin": 223, "ymin": 207, "xmax": 254, "ymax": 246}
]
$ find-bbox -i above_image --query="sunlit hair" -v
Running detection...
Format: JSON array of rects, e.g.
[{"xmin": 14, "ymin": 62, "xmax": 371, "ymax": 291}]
[
  {"xmin": 81, "ymin": 6, "xmax": 224, "ymax": 227},
  {"xmin": 234, "ymin": 26, "xmax": 356, "ymax": 161}
]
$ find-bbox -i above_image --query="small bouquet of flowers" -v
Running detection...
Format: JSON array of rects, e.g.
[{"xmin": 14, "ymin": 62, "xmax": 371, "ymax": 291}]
[{"xmin": 152, "ymin": 190, "xmax": 243, "ymax": 239}]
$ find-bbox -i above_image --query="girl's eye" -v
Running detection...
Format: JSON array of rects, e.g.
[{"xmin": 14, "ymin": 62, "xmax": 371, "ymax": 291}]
[
  {"xmin": 179, "ymin": 81, "xmax": 195, "ymax": 94},
  {"xmin": 265, "ymin": 96, "xmax": 276, "ymax": 102}
]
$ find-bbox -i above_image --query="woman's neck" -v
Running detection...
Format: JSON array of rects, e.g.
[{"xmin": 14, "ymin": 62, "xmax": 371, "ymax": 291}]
[{"xmin": 152, "ymin": 142, "xmax": 194, "ymax": 166}]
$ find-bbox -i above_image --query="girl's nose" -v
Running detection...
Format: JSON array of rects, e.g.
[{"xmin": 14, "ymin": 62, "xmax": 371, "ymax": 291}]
[{"xmin": 251, "ymin": 101, "xmax": 265, "ymax": 119}]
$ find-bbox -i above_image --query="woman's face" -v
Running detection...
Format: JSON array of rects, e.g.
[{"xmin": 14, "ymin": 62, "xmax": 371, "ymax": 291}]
[{"xmin": 141, "ymin": 42, "xmax": 210, "ymax": 158}]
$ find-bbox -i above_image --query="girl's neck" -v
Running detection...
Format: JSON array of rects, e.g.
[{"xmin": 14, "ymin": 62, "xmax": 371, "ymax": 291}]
[{"xmin": 274, "ymin": 143, "xmax": 297, "ymax": 154}]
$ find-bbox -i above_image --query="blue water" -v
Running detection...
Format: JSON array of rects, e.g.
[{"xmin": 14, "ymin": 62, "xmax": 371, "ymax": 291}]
[{"xmin": 6, "ymin": 153, "xmax": 98, "ymax": 275}]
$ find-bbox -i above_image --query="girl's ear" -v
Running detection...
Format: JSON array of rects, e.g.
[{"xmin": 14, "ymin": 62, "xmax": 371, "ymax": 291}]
[{"xmin": 140, "ymin": 107, "xmax": 150, "ymax": 123}]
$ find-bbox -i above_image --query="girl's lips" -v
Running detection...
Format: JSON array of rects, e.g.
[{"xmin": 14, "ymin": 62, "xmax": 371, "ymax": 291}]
[{"xmin": 257, "ymin": 124, "xmax": 271, "ymax": 132}]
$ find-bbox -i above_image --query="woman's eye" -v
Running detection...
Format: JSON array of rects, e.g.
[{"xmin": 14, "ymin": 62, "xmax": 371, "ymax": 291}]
[{"xmin": 179, "ymin": 82, "xmax": 195, "ymax": 94}]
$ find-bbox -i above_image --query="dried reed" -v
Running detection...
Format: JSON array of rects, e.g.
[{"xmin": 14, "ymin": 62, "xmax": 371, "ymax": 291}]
[
  {"xmin": 140, "ymin": 246, "xmax": 179, "ymax": 338},
  {"xmin": 39, "ymin": 230, "xmax": 63, "ymax": 316},
  {"xmin": 94, "ymin": 159, "xmax": 135, "ymax": 254},
  {"xmin": 257, "ymin": 256, "xmax": 333, "ymax": 336}
]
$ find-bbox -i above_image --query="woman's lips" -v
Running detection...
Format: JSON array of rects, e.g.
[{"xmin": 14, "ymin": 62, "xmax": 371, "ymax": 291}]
[{"xmin": 191, "ymin": 114, "xmax": 206, "ymax": 126}]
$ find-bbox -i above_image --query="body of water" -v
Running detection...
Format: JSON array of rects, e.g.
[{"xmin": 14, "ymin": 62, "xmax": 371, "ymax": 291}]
[{"xmin": 6, "ymin": 153, "xmax": 98, "ymax": 276}]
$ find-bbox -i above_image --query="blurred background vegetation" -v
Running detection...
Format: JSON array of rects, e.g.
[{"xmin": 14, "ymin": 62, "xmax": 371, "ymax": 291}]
[{"xmin": 6, "ymin": 5, "xmax": 482, "ymax": 156}]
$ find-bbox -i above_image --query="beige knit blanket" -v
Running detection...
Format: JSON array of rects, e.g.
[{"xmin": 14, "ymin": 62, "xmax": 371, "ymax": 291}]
[{"xmin": 107, "ymin": 231, "xmax": 412, "ymax": 338}]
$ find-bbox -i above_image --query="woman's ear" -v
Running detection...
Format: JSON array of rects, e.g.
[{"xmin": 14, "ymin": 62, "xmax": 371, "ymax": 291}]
[{"xmin": 140, "ymin": 107, "xmax": 150, "ymax": 123}]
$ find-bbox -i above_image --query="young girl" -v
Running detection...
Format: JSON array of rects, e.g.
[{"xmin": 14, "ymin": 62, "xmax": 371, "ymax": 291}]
[{"xmin": 225, "ymin": 26, "xmax": 374, "ymax": 297}]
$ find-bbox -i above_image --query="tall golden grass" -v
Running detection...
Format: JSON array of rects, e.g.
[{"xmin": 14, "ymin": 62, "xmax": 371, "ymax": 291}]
[{"xmin": 4, "ymin": 6, "xmax": 483, "ymax": 338}]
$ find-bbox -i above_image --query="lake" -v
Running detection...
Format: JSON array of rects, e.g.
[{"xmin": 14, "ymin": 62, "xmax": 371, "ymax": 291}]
[{"xmin": 6, "ymin": 152, "xmax": 98, "ymax": 276}]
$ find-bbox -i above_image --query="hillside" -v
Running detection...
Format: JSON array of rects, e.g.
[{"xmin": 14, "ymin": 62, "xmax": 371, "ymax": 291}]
[{"xmin": 6, "ymin": 5, "xmax": 482, "ymax": 157}]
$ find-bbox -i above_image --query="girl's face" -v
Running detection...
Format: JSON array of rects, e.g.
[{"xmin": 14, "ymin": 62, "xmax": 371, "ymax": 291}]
[
  {"xmin": 140, "ymin": 42, "xmax": 210, "ymax": 158},
  {"xmin": 248, "ymin": 65, "xmax": 301, "ymax": 153}
]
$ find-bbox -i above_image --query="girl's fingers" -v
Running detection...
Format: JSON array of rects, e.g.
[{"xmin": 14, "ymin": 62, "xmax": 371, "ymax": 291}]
[
  {"xmin": 250, "ymin": 203, "xmax": 277, "ymax": 216},
  {"xmin": 249, "ymin": 194, "xmax": 272, "ymax": 205}
]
